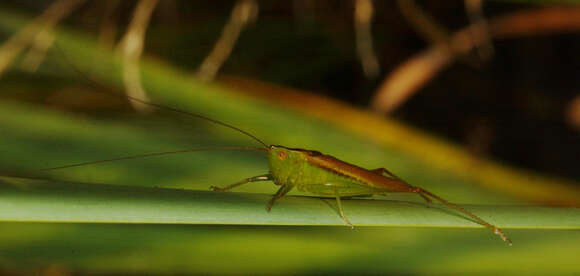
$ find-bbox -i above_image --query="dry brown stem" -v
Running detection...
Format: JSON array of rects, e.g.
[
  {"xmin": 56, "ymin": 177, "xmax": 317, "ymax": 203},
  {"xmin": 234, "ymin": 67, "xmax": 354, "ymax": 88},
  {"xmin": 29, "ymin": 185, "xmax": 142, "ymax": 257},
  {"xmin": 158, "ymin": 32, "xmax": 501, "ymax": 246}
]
[
  {"xmin": 118, "ymin": 0, "xmax": 159, "ymax": 112},
  {"xmin": 20, "ymin": 29, "xmax": 56, "ymax": 72},
  {"xmin": 397, "ymin": 0, "xmax": 450, "ymax": 45},
  {"xmin": 354, "ymin": 0, "xmax": 380, "ymax": 78},
  {"xmin": 372, "ymin": 7, "xmax": 580, "ymax": 114},
  {"xmin": 0, "ymin": 0, "xmax": 85, "ymax": 77},
  {"xmin": 196, "ymin": 0, "xmax": 258, "ymax": 82}
]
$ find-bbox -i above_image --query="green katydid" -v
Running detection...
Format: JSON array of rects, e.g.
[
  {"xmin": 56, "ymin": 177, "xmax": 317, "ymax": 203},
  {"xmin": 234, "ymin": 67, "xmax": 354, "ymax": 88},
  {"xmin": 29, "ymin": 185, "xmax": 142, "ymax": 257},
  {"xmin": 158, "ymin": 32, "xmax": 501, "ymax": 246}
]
[
  {"xmin": 38, "ymin": 91, "xmax": 512, "ymax": 246},
  {"xmin": 214, "ymin": 145, "xmax": 511, "ymax": 245}
]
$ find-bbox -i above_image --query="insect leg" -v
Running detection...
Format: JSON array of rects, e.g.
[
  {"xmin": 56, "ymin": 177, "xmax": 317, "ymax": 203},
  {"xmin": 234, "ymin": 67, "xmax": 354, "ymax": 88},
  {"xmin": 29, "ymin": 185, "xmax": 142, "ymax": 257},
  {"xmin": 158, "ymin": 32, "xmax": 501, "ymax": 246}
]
[
  {"xmin": 414, "ymin": 187, "xmax": 512, "ymax": 245},
  {"xmin": 210, "ymin": 174, "xmax": 271, "ymax": 192},
  {"xmin": 370, "ymin": 167, "xmax": 400, "ymax": 180},
  {"xmin": 300, "ymin": 182, "xmax": 371, "ymax": 228},
  {"xmin": 265, "ymin": 184, "xmax": 293, "ymax": 212},
  {"xmin": 417, "ymin": 193, "xmax": 432, "ymax": 203},
  {"xmin": 371, "ymin": 168, "xmax": 432, "ymax": 203},
  {"xmin": 333, "ymin": 187, "xmax": 354, "ymax": 229}
]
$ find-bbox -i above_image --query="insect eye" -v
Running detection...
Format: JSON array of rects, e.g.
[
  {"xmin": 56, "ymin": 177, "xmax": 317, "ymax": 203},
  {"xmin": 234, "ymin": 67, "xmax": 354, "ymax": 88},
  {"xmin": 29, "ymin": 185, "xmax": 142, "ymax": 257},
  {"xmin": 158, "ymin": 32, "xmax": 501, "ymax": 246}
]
[{"xmin": 277, "ymin": 151, "xmax": 287, "ymax": 160}]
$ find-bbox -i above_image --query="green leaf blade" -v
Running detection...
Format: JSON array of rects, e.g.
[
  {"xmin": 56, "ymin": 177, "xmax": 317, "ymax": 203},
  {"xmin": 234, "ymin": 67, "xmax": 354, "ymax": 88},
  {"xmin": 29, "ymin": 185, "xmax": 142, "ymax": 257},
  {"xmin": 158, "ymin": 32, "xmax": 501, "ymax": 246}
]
[{"xmin": 2, "ymin": 177, "xmax": 578, "ymax": 229}]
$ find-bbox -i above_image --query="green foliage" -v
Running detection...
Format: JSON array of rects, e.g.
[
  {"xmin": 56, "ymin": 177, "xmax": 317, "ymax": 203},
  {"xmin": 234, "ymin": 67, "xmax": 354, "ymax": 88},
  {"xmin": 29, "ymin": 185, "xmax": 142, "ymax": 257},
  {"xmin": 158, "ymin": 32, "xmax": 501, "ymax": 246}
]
[
  {"xmin": 0, "ymin": 7, "xmax": 579, "ymax": 275},
  {"xmin": 2, "ymin": 176, "xmax": 578, "ymax": 228}
]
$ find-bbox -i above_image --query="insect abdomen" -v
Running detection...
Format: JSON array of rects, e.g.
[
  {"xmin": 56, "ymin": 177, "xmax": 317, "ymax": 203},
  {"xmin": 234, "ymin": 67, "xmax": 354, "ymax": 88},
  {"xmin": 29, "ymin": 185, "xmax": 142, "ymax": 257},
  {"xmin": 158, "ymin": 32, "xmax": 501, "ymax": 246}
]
[{"xmin": 294, "ymin": 158, "xmax": 377, "ymax": 196}]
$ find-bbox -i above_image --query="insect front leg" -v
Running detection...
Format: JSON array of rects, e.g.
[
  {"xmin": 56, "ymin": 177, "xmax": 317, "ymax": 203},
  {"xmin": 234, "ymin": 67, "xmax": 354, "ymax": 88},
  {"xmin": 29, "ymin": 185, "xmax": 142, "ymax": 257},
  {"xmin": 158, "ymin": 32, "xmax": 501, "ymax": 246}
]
[
  {"xmin": 210, "ymin": 174, "xmax": 272, "ymax": 192},
  {"xmin": 265, "ymin": 184, "xmax": 294, "ymax": 212}
]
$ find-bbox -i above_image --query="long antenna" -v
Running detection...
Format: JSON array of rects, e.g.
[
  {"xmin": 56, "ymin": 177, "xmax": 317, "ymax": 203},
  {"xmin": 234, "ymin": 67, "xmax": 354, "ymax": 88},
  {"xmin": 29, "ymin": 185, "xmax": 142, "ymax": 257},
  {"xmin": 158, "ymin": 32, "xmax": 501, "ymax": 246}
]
[
  {"xmin": 55, "ymin": 44, "xmax": 268, "ymax": 148},
  {"xmin": 37, "ymin": 146, "xmax": 266, "ymax": 171}
]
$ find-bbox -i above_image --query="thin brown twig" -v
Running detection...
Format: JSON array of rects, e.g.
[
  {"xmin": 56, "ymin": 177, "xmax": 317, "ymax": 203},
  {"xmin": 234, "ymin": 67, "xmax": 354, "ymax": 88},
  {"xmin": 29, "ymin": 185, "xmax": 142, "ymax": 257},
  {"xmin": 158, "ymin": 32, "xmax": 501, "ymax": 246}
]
[
  {"xmin": 196, "ymin": 0, "xmax": 258, "ymax": 82},
  {"xmin": 117, "ymin": 0, "xmax": 159, "ymax": 112},
  {"xmin": 0, "ymin": 0, "xmax": 85, "ymax": 77},
  {"xmin": 354, "ymin": 0, "xmax": 380, "ymax": 78},
  {"xmin": 398, "ymin": 0, "xmax": 485, "ymax": 69},
  {"xmin": 20, "ymin": 29, "xmax": 56, "ymax": 72},
  {"xmin": 372, "ymin": 7, "xmax": 580, "ymax": 114},
  {"xmin": 397, "ymin": 0, "xmax": 449, "ymax": 45}
]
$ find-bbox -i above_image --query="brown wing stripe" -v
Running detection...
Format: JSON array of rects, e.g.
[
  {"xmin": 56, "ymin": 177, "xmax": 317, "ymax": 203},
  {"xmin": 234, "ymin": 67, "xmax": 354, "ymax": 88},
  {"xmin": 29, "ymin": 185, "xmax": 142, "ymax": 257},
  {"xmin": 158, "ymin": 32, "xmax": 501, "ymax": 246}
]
[{"xmin": 305, "ymin": 153, "xmax": 414, "ymax": 192}]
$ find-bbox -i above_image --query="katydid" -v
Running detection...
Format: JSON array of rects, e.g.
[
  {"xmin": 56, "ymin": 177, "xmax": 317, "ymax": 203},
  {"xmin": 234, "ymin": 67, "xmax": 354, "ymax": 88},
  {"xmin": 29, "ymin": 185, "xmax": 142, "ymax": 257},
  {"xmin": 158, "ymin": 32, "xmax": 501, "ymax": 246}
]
[
  {"xmin": 37, "ymin": 90, "xmax": 512, "ymax": 245},
  {"xmin": 211, "ymin": 145, "xmax": 511, "ymax": 245}
]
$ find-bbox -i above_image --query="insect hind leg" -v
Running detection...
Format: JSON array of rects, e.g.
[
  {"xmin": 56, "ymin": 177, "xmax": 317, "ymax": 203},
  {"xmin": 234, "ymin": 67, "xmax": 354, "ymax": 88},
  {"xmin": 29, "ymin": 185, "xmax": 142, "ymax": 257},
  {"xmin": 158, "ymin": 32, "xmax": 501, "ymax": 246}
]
[
  {"xmin": 370, "ymin": 167, "xmax": 401, "ymax": 180},
  {"xmin": 416, "ymin": 190, "xmax": 433, "ymax": 203},
  {"xmin": 412, "ymin": 187, "xmax": 512, "ymax": 245},
  {"xmin": 372, "ymin": 168, "xmax": 432, "ymax": 203}
]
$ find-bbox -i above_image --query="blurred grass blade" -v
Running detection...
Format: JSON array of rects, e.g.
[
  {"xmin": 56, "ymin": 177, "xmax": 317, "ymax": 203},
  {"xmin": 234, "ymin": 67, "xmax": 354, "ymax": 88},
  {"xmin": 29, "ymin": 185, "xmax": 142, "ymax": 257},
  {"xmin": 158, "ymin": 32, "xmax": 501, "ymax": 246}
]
[{"xmin": 1, "ymin": 176, "xmax": 579, "ymax": 229}]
